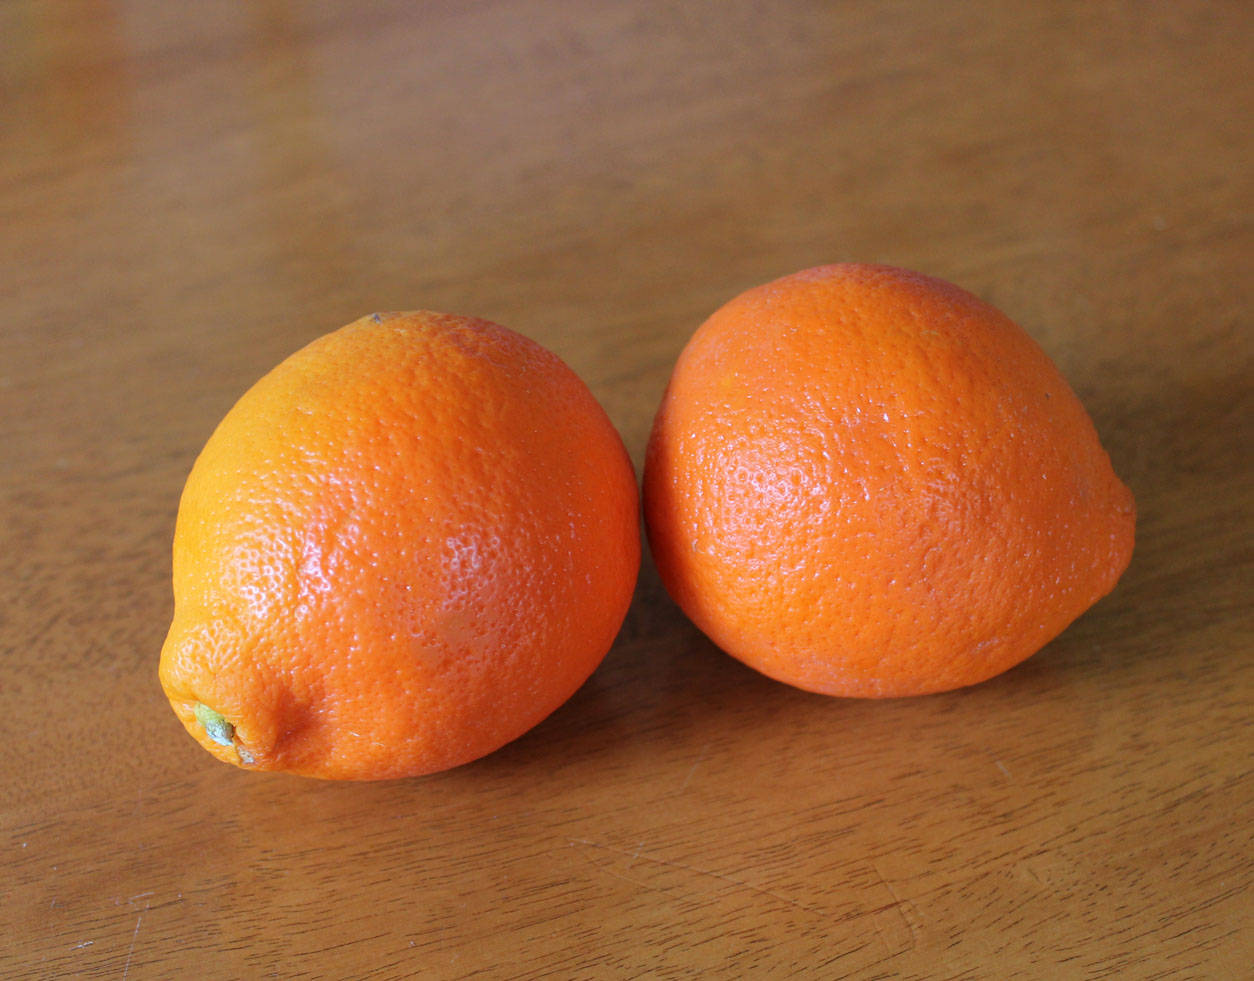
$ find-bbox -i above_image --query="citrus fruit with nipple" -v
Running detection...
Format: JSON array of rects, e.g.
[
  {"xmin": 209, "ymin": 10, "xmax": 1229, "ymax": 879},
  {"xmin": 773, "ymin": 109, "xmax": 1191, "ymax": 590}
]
[
  {"xmin": 160, "ymin": 312, "xmax": 640, "ymax": 779},
  {"xmin": 643, "ymin": 264, "xmax": 1135, "ymax": 697}
]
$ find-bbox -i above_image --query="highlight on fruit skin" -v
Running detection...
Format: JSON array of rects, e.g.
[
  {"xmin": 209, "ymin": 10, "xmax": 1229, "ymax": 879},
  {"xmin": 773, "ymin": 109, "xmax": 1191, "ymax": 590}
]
[
  {"xmin": 160, "ymin": 311, "xmax": 640, "ymax": 779},
  {"xmin": 642, "ymin": 263, "xmax": 1136, "ymax": 698}
]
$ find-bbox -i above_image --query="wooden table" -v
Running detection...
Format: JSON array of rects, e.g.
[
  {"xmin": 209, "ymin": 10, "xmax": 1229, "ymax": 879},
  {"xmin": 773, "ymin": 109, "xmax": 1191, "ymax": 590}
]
[{"xmin": 4, "ymin": 3, "xmax": 1250, "ymax": 977}]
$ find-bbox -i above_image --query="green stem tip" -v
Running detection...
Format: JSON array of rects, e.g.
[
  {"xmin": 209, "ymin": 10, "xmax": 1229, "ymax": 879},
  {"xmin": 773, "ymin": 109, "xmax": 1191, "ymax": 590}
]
[{"xmin": 193, "ymin": 702, "xmax": 235, "ymax": 747}]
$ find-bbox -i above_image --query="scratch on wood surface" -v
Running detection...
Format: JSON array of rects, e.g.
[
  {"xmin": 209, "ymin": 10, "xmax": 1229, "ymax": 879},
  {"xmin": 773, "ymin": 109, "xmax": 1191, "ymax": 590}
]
[
  {"xmin": 995, "ymin": 760, "xmax": 1011, "ymax": 777},
  {"xmin": 122, "ymin": 911, "xmax": 143, "ymax": 980},
  {"xmin": 568, "ymin": 839, "xmax": 662, "ymax": 894},
  {"xmin": 570, "ymin": 838, "xmax": 820, "ymax": 914},
  {"xmin": 871, "ymin": 863, "xmax": 917, "ymax": 953},
  {"xmin": 680, "ymin": 742, "xmax": 711, "ymax": 791},
  {"xmin": 869, "ymin": 907, "xmax": 895, "ymax": 957}
]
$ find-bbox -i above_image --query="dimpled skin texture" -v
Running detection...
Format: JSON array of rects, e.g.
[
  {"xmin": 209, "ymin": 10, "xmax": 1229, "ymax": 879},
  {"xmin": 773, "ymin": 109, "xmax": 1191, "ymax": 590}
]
[
  {"xmin": 643, "ymin": 264, "xmax": 1135, "ymax": 698},
  {"xmin": 160, "ymin": 312, "xmax": 640, "ymax": 779}
]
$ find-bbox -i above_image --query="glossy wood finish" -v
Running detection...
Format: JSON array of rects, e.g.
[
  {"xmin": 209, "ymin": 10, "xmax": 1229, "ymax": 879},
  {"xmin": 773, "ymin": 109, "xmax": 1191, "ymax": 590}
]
[{"xmin": 3, "ymin": 2, "xmax": 1250, "ymax": 977}]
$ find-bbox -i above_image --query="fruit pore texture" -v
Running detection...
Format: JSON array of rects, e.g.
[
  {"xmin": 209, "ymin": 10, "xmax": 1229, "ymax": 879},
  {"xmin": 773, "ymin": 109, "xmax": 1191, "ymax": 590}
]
[
  {"xmin": 160, "ymin": 312, "xmax": 640, "ymax": 778},
  {"xmin": 643, "ymin": 264, "xmax": 1135, "ymax": 697}
]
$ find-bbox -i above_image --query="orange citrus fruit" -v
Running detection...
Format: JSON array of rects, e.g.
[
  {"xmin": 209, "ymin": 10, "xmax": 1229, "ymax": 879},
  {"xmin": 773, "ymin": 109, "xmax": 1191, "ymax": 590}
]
[
  {"xmin": 643, "ymin": 264, "xmax": 1135, "ymax": 697},
  {"xmin": 160, "ymin": 312, "xmax": 640, "ymax": 779}
]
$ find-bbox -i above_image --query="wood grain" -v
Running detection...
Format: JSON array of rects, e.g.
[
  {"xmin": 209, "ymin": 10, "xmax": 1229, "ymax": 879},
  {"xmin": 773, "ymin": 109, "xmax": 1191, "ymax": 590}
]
[{"xmin": 2, "ymin": 1, "xmax": 1250, "ymax": 977}]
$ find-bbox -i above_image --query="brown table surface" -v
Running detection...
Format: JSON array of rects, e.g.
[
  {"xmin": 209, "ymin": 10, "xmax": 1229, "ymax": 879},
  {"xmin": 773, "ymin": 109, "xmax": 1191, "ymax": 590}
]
[{"xmin": 4, "ymin": 3, "xmax": 1251, "ymax": 978}]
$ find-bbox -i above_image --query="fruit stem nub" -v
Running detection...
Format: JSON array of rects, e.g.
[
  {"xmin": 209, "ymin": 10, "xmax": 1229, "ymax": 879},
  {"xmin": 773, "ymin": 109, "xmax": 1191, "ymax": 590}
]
[{"xmin": 193, "ymin": 702, "xmax": 235, "ymax": 747}]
